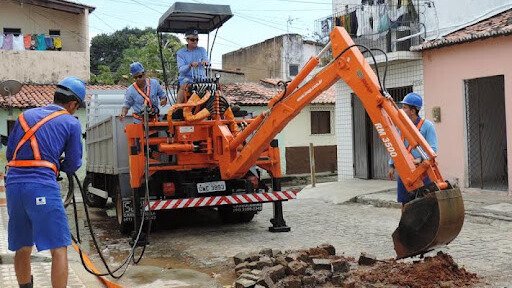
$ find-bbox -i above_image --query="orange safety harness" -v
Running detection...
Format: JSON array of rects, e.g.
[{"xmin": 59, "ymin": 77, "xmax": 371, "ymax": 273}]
[
  {"xmin": 7, "ymin": 110, "xmax": 69, "ymax": 175},
  {"xmin": 402, "ymin": 118, "xmax": 425, "ymax": 153},
  {"xmin": 133, "ymin": 79, "xmax": 158, "ymax": 121}
]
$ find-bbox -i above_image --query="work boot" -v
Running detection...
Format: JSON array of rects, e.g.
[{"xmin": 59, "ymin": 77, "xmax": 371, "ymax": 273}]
[{"xmin": 19, "ymin": 275, "xmax": 33, "ymax": 288}]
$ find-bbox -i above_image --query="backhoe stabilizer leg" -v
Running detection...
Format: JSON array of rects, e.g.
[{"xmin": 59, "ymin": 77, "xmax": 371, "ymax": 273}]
[
  {"xmin": 269, "ymin": 201, "xmax": 290, "ymax": 232},
  {"xmin": 269, "ymin": 177, "xmax": 290, "ymax": 232}
]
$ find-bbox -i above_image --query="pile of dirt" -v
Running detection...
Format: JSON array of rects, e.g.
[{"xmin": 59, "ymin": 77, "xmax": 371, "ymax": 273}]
[
  {"xmin": 231, "ymin": 245, "xmax": 479, "ymax": 288},
  {"xmin": 346, "ymin": 251, "xmax": 479, "ymax": 288}
]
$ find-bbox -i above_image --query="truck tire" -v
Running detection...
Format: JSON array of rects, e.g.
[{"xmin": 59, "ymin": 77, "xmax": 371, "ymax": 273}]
[
  {"xmin": 115, "ymin": 186, "xmax": 133, "ymax": 235},
  {"xmin": 218, "ymin": 206, "xmax": 256, "ymax": 224},
  {"xmin": 83, "ymin": 175, "xmax": 108, "ymax": 208}
]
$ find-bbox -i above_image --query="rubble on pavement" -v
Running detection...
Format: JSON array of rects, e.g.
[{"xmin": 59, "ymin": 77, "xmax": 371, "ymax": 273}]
[{"xmin": 230, "ymin": 244, "xmax": 479, "ymax": 288}]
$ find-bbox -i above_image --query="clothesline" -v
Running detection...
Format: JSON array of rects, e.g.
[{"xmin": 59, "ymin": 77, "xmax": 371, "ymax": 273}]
[
  {"xmin": 0, "ymin": 33, "xmax": 63, "ymax": 51},
  {"xmin": 321, "ymin": 1, "xmax": 418, "ymax": 40}
]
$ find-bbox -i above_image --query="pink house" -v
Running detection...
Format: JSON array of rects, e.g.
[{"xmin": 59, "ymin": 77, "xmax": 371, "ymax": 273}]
[{"xmin": 412, "ymin": 9, "xmax": 512, "ymax": 194}]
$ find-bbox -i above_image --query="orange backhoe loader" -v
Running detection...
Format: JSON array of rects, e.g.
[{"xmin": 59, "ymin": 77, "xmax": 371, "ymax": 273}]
[{"xmin": 85, "ymin": 2, "xmax": 464, "ymax": 259}]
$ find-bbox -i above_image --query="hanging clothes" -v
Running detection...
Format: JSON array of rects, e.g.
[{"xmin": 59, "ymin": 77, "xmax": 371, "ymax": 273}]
[
  {"xmin": 12, "ymin": 34, "xmax": 25, "ymax": 51},
  {"xmin": 53, "ymin": 37, "xmax": 62, "ymax": 50},
  {"xmin": 2, "ymin": 34, "xmax": 14, "ymax": 50},
  {"xmin": 378, "ymin": 5, "xmax": 390, "ymax": 33},
  {"xmin": 370, "ymin": 4, "xmax": 380, "ymax": 40},
  {"xmin": 30, "ymin": 35, "xmax": 37, "ymax": 50},
  {"xmin": 357, "ymin": 5, "xmax": 373, "ymax": 37},
  {"xmin": 23, "ymin": 34, "xmax": 32, "ymax": 49},
  {"xmin": 344, "ymin": 13, "xmax": 351, "ymax": 34},
  {"xmin": 45, "ymin": 36, "xmax": 54, "ymax": 50},
  {"xmin": 335, "ymin": 15, "xmax": 342, "ymax": 26},
  {"xmin": 350, "ymin": 10, "xmax": 358, "ymax": 35},
  {"xmin": 36, "ymin": 34, "xmax": 46, "ymax": 50}
]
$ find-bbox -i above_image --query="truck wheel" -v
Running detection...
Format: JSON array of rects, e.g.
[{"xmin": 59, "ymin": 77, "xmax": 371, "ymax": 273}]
[
  {"xmin": 83, "ymin": 175, "xmax": 107, "ymax": 208},
  {"xmin": 115, "ymin": 186, "xmax": 133, "ymax": 235},
  {"xmin": 239, "ymin": 211, "xmax": 256, "ymax": 223},
  {"xmin": 219, "ymin": 206, "xmax": 256, "ymax": 223}
]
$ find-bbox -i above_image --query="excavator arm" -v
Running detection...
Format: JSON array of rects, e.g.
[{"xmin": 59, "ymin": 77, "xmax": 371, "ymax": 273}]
[
  {"xmin": 224, "ymin": 27, "xmax": 464, "ymax": 259},
  {"xmin": 227, "ymin": 27, "xmax": 442, "ymax": 191}
]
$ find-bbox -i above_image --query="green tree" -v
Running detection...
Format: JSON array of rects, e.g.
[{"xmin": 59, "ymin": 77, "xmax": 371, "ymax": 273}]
[
  {"xmin": 90, "ymin": 65, "xmax": 115, "ymax": 85},
  {"xmin": 90, "ymin": 27, "xmax": 154, "ymax": 75},
  {"xmin": 90, "ymin": 27, "xmax": 182, "ymax": 85}
]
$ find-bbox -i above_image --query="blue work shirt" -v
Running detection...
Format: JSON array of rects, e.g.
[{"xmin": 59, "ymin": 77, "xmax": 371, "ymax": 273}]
[
  {"xmin": 388, "ymin": 117, "xmax": 438, "ymax": 167},
  {"xmin": 176, "ymin": 46, "xmax": 208, "ymax": 85},
  {"xmin": 6, "ymin": 104, "xmax": 83, "ymax": 188},
  {"xmin": 123, "ymin": 78, "xmax": 165, "ymax": 116}
]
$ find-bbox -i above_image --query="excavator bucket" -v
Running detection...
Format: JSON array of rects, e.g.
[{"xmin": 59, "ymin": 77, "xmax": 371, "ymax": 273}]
[{"xmin": 392, "ymin": 187, "xmax": 464, "ymax": 259}]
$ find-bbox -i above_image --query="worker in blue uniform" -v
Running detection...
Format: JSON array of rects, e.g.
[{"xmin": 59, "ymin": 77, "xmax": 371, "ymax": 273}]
[
  {"xmin": 119, "ymin": 62, "xmax": 167, "ymax": 123},
  {"xmin": 387, "ymin": 92, "xmax": 438, "ymax": 210},
  {"xmin": 5, "ymin": 76, "xmax": 86, "ymax": 288},
  {"xmin": 176, "ymin": 29, "xmax": 209, "ymax": 104}
]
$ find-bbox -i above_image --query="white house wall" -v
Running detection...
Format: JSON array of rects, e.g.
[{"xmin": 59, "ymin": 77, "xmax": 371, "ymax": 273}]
[
  {"xmin": 0, "ymin": 1, "xmax": 90, "ymax": 83},
  {"xmin": 243, "ymin": 104, "xmax": 336, "ymax": 176},
  {"xmin": 335, "ymin": 59, "xmax": 423, "ymax": 180}
]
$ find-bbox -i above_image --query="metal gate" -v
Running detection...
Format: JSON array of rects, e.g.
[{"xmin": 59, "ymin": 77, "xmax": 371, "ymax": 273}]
[
  {"xmin": 352, "ymin": 86, "xmax": 411, "ymax": 179},
  {"xmin": 465, "ymin": 75, "xmax": 508, "ymax": 191}
]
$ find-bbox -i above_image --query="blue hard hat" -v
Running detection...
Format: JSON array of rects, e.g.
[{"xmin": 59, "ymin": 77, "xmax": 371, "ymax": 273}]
[
  {"xmin": 400, "ymin": 92, "xmax": 423, "ymax": 110},
  {"xmin": 130, "ymin": 62, "xmax": 145, "ymax": 76},
  {"xmin": 57, "ymin": 76, "xmax": 86, "ymax": 105}
]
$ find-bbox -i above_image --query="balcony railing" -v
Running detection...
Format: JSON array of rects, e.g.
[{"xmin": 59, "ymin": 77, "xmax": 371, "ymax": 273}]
[{"xmin": 316, "ymin": 3, "xmax": 425, "ymax": 53}]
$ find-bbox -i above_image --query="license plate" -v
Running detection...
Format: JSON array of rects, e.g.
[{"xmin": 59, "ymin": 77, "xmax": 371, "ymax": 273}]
[
  {"xmin": 197, "ymin": 181, "xmax": 226, "ymax": 193},
  {"xmin": 233, "ymin": 203, "xmax": 263, "ymax": 212}
]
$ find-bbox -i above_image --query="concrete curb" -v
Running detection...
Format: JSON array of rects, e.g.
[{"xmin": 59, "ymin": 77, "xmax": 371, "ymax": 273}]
[{"xmin": 350, "ymin": 190, "xmax": 512, "ymax": 222}]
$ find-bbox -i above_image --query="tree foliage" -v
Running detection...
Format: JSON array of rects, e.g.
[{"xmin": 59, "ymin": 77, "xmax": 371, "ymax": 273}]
[{"xmin": 90, "ymin": 27, "xmax": 182, "ymax": 85}]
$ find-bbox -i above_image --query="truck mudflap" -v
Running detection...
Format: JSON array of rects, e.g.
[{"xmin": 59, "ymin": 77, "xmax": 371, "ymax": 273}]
[{"xmin": 148, "ymin": 191, "xmax": 296, "ymax": 211}]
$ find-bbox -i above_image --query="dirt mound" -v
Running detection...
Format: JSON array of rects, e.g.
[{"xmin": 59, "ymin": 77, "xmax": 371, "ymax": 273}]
[
  {"xmin": 232, "ymin": 245, "xmax": 479, "ymax": 288},
  {"xmin": 347, "ymin": 251, "xmax": 479, "ymax": 287}
]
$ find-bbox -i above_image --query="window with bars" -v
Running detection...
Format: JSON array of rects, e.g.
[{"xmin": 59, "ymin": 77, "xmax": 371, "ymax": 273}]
[
  {"xmin": 289, "ymin": 64, "xmax": 299, "ymax": 77},
  {"xmin": 3, "ymin": 28, "xmax": 21, "ymax": 35},
  {"xmin": 311, "ymin": 111, "xmax": 331, "ymax": 134}
]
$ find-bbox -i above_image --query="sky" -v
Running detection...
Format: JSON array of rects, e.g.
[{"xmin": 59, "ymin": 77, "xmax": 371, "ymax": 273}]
[{"xmin": 83, "ymin": 0, "xmax": 333, "ymax": 69}]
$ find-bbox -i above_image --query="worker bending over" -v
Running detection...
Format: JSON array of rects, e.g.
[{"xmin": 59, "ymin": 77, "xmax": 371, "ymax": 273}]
[
  {"xmin": 5, "ymin": 77, "xmax": 86, "ymax": 288},
  {"xmin": 387, "ymin": 92, "xmax": 438, "ymax": 210}
]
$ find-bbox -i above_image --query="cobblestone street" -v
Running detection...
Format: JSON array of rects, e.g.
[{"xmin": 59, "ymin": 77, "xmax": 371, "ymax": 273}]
[{"xmin": 98, "ymin": 197, "xmax": 511, "ymax": 287}]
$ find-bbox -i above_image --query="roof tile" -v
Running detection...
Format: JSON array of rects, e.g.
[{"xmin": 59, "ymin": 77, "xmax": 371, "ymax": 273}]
[
  {"xmin": 0, "ymin": 80, "xmax": 335, "ymax": 109},
  {"xmin": 0, "ymin": 84, "xmax": 126, "ymax": 108},
  {"xmin": 411, "ymin": 8, "xmax": 512, "ymax": 51}
]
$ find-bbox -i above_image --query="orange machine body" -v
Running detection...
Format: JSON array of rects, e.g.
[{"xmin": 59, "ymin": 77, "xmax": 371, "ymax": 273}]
[{"xmin": 126, "ymin": 27, "xmax": 447, "ymax": 194}]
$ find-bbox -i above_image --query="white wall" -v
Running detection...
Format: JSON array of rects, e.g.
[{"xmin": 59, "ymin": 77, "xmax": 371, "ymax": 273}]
[
  {"xmin": 0, "ymin": 50, "xmax": 90, "ymax": 83},
  {"xmin": 244, "ymin": 104, "xmax": 336, "ymax": 175},
  {"xmin": 0, "ymin": 1, "xmax": 91, "ymax": 83},
  {"xmin": 335, "ymin": 59, "xmax": 423, "ymax": 180}
]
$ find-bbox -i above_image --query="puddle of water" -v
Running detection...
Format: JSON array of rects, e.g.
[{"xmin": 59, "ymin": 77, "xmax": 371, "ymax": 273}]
[{"xmin": 117, "ymin": 265, "xmax": 226, "ymax": 288}]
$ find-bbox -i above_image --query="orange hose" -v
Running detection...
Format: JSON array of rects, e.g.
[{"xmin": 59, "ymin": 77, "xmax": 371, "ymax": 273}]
[{"xmin": 71, "ymin": 241, "xmax": 123, "ymax": 288}]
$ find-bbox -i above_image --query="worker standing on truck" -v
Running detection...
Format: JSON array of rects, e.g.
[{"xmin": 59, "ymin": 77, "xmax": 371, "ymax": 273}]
[
  {"xmin": 5, "ymin": 76, "xmax": 86, "ymax": 288},
  {"xmin": 176, "ymin": 29, "xmax": 209, "ymax": 104},
  {"xmin": 387, "ymin": 92, "xmax": 438, "ymax": 210},
  {"xmin": 120, "ymin": 61, "xmax": 167, "ymax": 123}
]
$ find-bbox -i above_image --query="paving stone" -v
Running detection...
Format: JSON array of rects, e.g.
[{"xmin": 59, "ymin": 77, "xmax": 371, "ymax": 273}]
[
  {"xmin": 312, "ymin": 258, "xmax": 331, "ymax": 270},
  {"xmin": 317, "ymin": 243, "xmax": 336, "ymax": 256},
  {"xmin": 286, "ymin": 260, "xmax": 308, "ymax": 276},
  {"xmin": 259, "ymin": 248, "xmax": 273, "ymax": 257},
  {"xmin": 235, "ymin": 277, "xmax": 256, "ymax": 288},
  {"xmin": 358, "ymin": 252, "xmax": 377, "ymax": 266},
  {"xmin": 262, "ymin": 264, "xmax": 286, "ymax": 283},
  {"xmin": 234, "ymin": 252, "xmax": 251, "ymax": 265}
]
